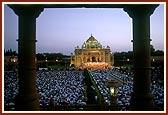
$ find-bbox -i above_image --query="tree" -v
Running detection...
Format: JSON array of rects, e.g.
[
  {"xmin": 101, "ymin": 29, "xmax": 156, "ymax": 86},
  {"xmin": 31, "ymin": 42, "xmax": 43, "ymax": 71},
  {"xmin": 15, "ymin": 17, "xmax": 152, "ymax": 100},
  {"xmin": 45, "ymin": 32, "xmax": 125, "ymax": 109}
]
[
  {"xmin": 4, "ymin": 49, "xmax": 18, "ymax": 56},
  {"xmin": 150, "ymin": 45, "xmax": 155, "ymax": 56},
  {"xmin": 153, "ymin": 50, "xmax": 164, "ymax": 56}
]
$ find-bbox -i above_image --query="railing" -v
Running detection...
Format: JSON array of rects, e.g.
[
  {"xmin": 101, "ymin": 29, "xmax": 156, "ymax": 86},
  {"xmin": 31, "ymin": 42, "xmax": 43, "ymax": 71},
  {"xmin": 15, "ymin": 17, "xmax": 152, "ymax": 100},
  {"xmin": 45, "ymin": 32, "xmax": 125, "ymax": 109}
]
[{"xmin": 83, "ymin": 69, "xmax": 106, "ymax": 106}]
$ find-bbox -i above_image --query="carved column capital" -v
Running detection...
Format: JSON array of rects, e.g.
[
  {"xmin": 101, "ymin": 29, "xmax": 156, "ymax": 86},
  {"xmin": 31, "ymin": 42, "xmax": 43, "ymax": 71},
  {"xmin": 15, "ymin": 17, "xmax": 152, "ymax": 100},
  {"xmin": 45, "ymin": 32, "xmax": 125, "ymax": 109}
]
[
  {"xmin": 8, "ymin": 4, "xmax": 44, "ymax": 18},
  {"xmin": 124, "ymin": 4, "xmax": 159, "ymax": 18}
]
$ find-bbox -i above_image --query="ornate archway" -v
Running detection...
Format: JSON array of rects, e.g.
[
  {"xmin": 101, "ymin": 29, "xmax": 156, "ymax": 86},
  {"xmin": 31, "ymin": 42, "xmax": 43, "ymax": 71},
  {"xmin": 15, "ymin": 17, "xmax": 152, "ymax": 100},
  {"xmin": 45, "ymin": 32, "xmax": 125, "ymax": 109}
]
[{"xmin": 92, "ymin": 56, "xmax": 96, "ymax": 62}]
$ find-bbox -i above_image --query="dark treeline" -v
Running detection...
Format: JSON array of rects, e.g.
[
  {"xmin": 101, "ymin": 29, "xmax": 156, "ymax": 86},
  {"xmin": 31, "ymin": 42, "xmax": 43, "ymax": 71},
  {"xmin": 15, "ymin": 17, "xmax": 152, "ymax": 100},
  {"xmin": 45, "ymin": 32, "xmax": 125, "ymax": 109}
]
[
  {"xmin": 4, "ymin": 49, "xmax": 17, "ymax": 56},
  {"xmin": 4, "ymin": 49, "xmax": 70, "ymax": 60},
  {"xmin": 114, "ymin": 51, "xmax": 133, "ymax": 61},
  {"xmin": 36, "ymin": 53, "xmax": 70, "ymax": 61},
  {"xmin": 5, "ymin": 44, "xmax": 164, "ymax": 60},
  {"xmin": 150, "ymin": 45, "xmax": 164, "ymax": 56},
  {"xmin": 113, "ymin": 45, "xmax": 164, "ymax": 66},
  {"xmin": 36, "ymin": 53, "xmax": 70, "ymax": 69},
  {"xmin": 114, "ymin": 45, "xmax": 164, "ymax": 61},
  {"xmin": 113, "ymin": 50, "xmax": 164, "ymax": 60}
]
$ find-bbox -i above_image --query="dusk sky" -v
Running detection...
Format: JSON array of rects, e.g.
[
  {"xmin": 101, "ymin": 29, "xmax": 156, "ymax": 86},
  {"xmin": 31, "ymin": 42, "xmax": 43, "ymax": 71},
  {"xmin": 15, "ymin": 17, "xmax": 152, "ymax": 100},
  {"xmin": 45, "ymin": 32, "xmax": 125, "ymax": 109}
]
[{"xmin": 4, "ymin": 3, "xmax": 165, "ymax": 55}]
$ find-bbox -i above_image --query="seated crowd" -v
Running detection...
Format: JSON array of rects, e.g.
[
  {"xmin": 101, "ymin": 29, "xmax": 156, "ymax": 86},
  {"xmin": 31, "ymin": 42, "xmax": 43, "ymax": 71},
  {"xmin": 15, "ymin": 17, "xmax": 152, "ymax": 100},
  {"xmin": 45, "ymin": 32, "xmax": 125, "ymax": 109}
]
[
  {"xmin": 91, "ymin": 69, "xmax": 133, "ymax": 111},
  {"xmin": 4, "ymin": 66, "xmax": 164, "ymax": 111},
  {"xmin": 91, "ymin": 67, "xmax": 164, "ymax": 111},
  {"xmin": 36, "ymin": 70, "xmax": 86, "ymax": 110}
]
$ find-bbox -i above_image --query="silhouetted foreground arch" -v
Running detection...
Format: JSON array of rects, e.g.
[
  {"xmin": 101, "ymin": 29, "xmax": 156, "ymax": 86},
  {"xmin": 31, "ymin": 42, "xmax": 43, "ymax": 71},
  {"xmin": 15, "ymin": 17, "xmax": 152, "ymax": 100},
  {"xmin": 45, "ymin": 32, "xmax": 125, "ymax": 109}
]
[{"xmin": 8, "ymin": 3, "xmax": 158, "ymax": 111}]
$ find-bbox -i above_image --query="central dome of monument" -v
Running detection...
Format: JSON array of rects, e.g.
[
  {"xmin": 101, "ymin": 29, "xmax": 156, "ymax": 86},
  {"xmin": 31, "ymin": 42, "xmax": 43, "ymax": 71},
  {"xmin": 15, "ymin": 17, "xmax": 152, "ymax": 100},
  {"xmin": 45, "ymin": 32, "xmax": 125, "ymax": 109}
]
[
  {"xmin": 86, "ymin": 34, "xmax": 98, "ymax": 42},
  {"xmin": 82, "ymin": 34, "xmax": 102, "ymax": 49}
]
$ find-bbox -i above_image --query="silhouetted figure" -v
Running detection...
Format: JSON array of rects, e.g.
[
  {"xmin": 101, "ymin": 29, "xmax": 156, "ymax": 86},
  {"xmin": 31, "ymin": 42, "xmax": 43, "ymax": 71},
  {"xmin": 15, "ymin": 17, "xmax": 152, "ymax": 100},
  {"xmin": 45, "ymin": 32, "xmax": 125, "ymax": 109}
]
[{"xmin": 48, "ymin": 98, "xmax": 55, "ymax": 111}]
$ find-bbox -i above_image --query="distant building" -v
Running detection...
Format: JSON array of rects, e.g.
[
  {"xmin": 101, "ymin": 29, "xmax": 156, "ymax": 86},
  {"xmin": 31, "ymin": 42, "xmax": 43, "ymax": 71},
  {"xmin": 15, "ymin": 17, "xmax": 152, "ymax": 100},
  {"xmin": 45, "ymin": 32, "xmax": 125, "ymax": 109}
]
[
  {"xmin": 4, "ymin": 56, "xmax": 18, "ymax": 71},
  {"xmin": 70, "ymin": 34, "xmax": 114, "ymax": 69}
]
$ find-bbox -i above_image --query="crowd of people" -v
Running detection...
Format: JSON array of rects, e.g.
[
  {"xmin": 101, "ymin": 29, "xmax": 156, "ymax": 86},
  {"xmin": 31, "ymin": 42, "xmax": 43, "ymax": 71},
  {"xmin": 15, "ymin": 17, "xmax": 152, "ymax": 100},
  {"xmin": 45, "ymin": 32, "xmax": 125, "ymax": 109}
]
[
  {"xmin": 4, "ymin": 71, "xmax": 18, "ymax": 111},
  {"xmin": 36, "ymin": 70, "xmax": 86, "ymax": 110},
  {"xmin": 151, "ymin": 66, "xmax": 164, "ymax": 110},
  {"xmin": 4, "ymin": 70, "xmax": 87, "ymax": 110},
  {"xmin": 91, "ymin": 67, "xmax": 164, "ymax": 111},
  {"xmin": 4, "ymin": 66, "xmax": 164, "ymax": 111},
  {"xmin": 91, "ymin": 69, "xmax": 133, "ymax": 111}
]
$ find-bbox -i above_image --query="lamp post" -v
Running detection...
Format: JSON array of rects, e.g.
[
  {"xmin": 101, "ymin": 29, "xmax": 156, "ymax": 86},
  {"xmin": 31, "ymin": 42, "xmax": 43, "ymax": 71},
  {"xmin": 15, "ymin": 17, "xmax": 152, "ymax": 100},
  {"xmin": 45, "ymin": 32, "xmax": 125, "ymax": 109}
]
[{"xmin": 107, "ymin": 79, "xmax": 120, "ymax": 111}]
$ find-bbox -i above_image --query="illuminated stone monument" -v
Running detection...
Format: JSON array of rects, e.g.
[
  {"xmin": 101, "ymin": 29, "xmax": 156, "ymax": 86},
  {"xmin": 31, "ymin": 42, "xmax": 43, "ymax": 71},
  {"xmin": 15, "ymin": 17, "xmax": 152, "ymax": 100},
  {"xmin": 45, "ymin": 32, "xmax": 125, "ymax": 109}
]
[{"xmin": 70, "ymin": 34, "xmax": 114, "ymax": 69}]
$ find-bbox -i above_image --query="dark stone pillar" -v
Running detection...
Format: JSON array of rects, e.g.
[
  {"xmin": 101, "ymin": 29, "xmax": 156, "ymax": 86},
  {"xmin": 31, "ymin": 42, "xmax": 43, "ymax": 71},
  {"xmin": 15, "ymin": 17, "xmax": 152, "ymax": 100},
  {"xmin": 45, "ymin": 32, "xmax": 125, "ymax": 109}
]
[
  {"xmin": 9, "ymin": 5, "xmax": 43, "ymax": 110},
  {"xmin": 124, "ymin": 5, "xmax": 158, "ymax": 111}
]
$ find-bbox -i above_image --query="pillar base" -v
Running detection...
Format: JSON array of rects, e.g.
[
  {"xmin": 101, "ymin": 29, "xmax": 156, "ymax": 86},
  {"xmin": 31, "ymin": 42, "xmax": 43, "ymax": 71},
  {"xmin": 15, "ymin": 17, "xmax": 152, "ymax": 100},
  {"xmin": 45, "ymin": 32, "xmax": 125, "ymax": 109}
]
[
  {"xmin": 15, "ymin": 93, "xmax": 39, "ymax": 111},
  {"xmin": 130, "ymin": 93, "xmax": 155, "ymax": 111},
  {"xmin": 110, "ymin": 96, "xmax": 118, "ymax": 111}
]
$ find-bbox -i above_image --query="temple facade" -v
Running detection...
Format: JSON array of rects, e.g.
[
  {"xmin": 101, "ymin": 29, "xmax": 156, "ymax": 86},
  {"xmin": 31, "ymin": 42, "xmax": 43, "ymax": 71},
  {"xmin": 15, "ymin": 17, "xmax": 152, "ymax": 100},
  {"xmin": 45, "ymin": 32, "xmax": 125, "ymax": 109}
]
[{"xmin": 70, "ymin": 35, "xmax": 114, "ymax": 69}]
